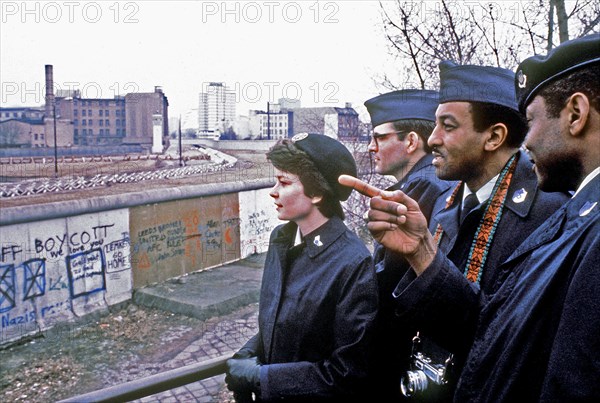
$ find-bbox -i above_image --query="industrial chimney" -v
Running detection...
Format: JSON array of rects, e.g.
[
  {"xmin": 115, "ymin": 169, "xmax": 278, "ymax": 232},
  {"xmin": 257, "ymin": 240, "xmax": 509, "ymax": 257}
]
[{"xmin": 45, "ymin": 64, "xmax": 54, "ymax": 119}]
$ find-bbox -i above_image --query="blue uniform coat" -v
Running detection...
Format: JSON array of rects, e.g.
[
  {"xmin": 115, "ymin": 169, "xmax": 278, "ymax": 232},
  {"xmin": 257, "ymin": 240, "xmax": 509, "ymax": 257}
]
[
  {"xmin": 390, "ymin": 151, "xmax": 569, "ymax": 401},
  {"xmin": 393, "ymin": 151, "xmax": 569, "ymax": 354},
  {"xmin": 239, "ymin": 216, "xmax": 379, "ymax": 402},
  {"xmin": 371, "ymin": 154, "xmax": 453, "ymax": 400},
  {"xmin": 455, "ymin": 174, "xmax": 600, "ymax": 402}
]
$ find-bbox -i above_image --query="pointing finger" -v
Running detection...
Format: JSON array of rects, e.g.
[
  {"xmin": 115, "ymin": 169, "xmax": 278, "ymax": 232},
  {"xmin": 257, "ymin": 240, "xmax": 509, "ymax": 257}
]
[{"xmin": 338, "ymin": 174, "xmax": 383, "ymax": 198}]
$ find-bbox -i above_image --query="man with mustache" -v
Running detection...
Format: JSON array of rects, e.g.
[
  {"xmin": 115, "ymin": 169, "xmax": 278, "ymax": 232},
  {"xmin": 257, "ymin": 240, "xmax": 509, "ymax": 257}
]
[
  {"xmin": 360, "ymin": 34, "xmax": 599, "ymax": 401},
  {"xmin": 380, "ymin": 61, "xmax": 568, "ymax": 400}
]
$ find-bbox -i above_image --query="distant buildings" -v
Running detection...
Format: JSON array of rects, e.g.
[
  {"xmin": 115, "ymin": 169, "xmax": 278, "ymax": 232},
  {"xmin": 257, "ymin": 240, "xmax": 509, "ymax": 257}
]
[
  {"xmin": 0, "ymin": 107, "xmax": 44, "ymax": 122},
  {"xmin": 197, "ymin": 82, "xmax": 236, "ymax": 139},
  {"xmin": 0, "ymin": 107, "xmax": 46, "ymax": 148},
  {"xmin": 243, "ymin": 100, "xmax": 361, "ymax": 141},
  {"xmin": 0, "ymin": 65, "xmax": 169, "ymax": 152},
  {"xmin": 124, "ymin": 87, "xmax": 169, "ymax": 148},
  {"xmin": 248, "ymin": 103, "xmax": 292, "ymax": 140},
  {"xmin": 288, "ymin": 102, "xmax": 361, "ymax": 139}
]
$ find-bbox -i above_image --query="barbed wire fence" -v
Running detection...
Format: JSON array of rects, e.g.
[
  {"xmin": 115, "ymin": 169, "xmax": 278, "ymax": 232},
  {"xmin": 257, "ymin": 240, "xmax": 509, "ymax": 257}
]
[{"xmin": 0, "ymin": 149, "xmax": 239, "ymax": 198}]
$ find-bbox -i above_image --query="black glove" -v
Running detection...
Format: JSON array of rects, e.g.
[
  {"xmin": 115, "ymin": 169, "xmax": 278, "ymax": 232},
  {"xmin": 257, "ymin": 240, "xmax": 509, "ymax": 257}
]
[
  {"xmin": 225, "ymin": 357, "xmax": 261, "ymax": 394},
  {"xmin": 232, "ymin": 391, "xmax": 254, "ymax": 403}
]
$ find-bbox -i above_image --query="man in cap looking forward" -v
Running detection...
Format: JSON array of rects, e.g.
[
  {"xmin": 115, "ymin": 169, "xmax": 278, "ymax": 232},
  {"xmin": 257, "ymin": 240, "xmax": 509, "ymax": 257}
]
[
  {"xmin": 360, "ymin": 33, "xmax": 599, "ymax": 402},
  {"xmin": 354, "ymin": 60, "xmax": 568, "ymax": 400},
  {"xmin": 364, "ymin": 89, "xmax": 452, "ymax": 400}
]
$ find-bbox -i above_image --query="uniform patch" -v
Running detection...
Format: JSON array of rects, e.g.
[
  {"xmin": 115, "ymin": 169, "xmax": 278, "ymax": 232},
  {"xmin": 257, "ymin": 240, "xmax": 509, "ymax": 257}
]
[
  {"xmin": 517, "ymin": 70, "xmax": 527, "ymax": 88},
  {"xmin": 512, "ymin": 188, "xmax": 528, "ymax": 203},
  {"xmin": 579, "ymin": 201, "xmax": 598, "ymax": 217},
  {"xmin": 313, "ymin": 235, "xmax": 323, "ymax": 247},
  {"xmin": 292, "ymin": 133, "xmax": 308, "ymax": 142}
]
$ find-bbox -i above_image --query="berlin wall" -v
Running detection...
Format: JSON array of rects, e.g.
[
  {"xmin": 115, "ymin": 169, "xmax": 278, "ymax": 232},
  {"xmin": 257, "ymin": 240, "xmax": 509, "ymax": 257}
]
[{"xmin": 0, "ymin": 179, "xmax": 280, "ymax": 345}]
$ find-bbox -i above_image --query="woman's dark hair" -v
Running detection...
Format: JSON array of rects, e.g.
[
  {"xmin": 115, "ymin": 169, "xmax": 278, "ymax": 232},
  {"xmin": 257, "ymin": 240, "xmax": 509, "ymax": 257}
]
[
  {"xmin": 469, "ymin": 102, "xmax": 528, "ymax": 148},
  {"xmin": 267, "ymin": 139, "xmax": 344, "ymax": 219},
  {"xmin": 392, "ymin": 118, "xmax": 436, "ymax": 153},
  {"xmin": 538, "ymin": 65, "xmax": 600, "ymax": 118}
]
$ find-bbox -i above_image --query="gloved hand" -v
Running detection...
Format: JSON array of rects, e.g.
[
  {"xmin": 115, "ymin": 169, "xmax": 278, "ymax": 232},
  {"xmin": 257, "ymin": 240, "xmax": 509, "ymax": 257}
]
[
  {"xmin": 232, "ymin": 347, "xmax": 255, "ymax": 359},
  {"xmin": 225, "ymin": 357, "xmax": 261, "ymax": 394}
]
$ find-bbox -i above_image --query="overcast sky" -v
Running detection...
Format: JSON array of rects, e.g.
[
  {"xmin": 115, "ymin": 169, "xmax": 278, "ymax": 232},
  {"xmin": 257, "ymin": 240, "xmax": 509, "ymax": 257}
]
[{"xmin": 1, "ymin": 1, "xmax": 390, "ymax": 126}]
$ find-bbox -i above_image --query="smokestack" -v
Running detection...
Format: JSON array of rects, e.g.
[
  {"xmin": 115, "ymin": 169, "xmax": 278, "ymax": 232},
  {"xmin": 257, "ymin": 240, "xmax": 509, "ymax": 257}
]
[{"xmin": 45, "ymin": 64, "xmax": 54, "ymax": 118}]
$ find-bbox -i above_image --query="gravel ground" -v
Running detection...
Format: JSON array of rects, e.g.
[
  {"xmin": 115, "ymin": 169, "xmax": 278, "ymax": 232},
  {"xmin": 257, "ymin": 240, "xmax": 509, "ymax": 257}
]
[{"xmin": 0, "ymin": 303, "xmax": 258, "ymax": 402}]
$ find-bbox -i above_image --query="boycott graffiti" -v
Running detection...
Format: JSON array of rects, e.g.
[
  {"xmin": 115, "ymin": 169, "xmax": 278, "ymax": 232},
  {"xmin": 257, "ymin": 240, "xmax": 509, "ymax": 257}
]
[{"xmin": 0, "ymin": 212, "xmax": 132, "ymax": 341}]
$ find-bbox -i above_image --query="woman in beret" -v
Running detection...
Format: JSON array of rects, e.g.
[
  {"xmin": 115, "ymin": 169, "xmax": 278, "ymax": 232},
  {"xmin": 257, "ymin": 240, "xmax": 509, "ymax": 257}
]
[{"xmin": 225, "ymin": 133, "xmax": 378, "ymax": 402}]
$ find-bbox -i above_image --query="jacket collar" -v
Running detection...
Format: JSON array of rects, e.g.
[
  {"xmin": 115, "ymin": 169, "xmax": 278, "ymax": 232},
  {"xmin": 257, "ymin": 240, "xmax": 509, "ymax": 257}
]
[
  {"xmin": 302, "ymin": 216, "xmax": 347, "ymax": 258},
  {"xmin": 567, "ymin": 173, "xmax": 599, "ymax": 219},
  {"xmin": 505, "ymin": 174, "xmax": 599, "ymax": 262},
  {"xmin": 273, "ymin": 216, "xmax": 347, "ymax": 259},
  {"xmin": 438, "ymin": 150, "xmax": 538, "ymax": 218},
  {"xmin": 502, "ymin": 150, "xmax": 538, "ymax": 218},
  {"xmin": 433, "ymin": 151, "xmax": 537, "ymax": 242},
  {"xmin": 388, "ymin": 154, "xmax": 434, "ymax": 191}
]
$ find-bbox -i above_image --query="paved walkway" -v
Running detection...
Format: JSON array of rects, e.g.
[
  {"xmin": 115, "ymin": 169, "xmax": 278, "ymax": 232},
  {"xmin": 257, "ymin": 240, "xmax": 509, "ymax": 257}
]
[
  {"xmin": 119, "ymin": 253, "xmax": 266, "ymax": 402},
  {"xmin": 134, "ymin": 308, "xmax": 259, "ymax": 402}
]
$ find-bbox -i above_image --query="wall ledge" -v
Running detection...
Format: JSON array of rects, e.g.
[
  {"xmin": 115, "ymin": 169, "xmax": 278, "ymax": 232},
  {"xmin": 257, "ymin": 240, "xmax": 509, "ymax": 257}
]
[{"xmin": 0, "ymin": 178, "xmax": 273, "ymax": 226}]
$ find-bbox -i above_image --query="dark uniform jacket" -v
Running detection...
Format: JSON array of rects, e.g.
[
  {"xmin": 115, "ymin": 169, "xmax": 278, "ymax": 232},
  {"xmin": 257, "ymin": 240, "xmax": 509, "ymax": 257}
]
[
  {"xmin": 239, "ymin": 216, "xmax": 378, "ymax": 402},
  {"xmin": 455, "ymin": 174, "xmax": 600, "ymax": 402},
  {"xmin": 371, "ymin": 154, "xmax": 453, "ymax": 400},
  {"xmin": 391, "ymin": 151, "xmax": 569, "ymax": 398}
]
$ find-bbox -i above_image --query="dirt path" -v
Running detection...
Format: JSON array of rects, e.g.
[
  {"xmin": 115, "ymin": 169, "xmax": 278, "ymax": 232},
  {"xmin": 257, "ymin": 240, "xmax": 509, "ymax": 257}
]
[{"xmin": 0, "ymin": 303, "xmax": 258, "ymax": 402}]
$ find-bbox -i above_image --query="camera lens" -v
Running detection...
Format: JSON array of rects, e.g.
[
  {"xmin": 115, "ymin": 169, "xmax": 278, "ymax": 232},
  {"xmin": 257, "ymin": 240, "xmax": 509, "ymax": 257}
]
[{"xmin": 400, "ymin": 370, "xmax": 429, "ymax": 397}]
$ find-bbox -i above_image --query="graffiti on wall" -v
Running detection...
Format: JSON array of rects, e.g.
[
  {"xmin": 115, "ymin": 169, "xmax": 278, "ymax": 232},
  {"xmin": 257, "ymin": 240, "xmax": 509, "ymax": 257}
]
[
  {"xmin": 0, "ymin": 209, "xmax": 132, "ymax": 343},
  {"xmin": 130, "ymin": 193, "xmax": 241, "ymax": 288},
  {"xmin": 1, "ymin": 187, "xmax": 283, "ymax": 345},
  {"xmin": 239, "ymin": 189, "xmax": 283, "ymax": 257}
]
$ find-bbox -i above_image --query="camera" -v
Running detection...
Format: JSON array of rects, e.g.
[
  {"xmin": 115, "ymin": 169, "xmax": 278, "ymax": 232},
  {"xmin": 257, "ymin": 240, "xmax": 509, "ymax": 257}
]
[{"xmin": 400, "ymin": 332, "xmax": 455, "ymax": 398}]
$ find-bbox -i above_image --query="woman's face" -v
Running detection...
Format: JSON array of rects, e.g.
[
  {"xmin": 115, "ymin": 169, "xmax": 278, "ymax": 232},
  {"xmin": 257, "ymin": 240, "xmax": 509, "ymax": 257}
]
[{"xmin": 269, "ymin": 168, "xmax": 318, "ymax": 223}]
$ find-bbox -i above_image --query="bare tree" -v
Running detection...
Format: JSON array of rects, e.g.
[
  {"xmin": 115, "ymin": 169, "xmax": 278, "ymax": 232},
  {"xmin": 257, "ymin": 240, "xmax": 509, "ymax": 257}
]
[
  {"xmin": 377, "ymin": 0, "xmax": 600, "ymax": 90},
  {"xmin": 0, "ymin": 121, "xmax": 28, "ymax": 147}
]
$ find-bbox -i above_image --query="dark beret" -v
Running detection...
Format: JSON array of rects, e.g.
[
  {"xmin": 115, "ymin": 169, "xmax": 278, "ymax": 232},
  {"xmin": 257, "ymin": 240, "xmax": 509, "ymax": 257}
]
[
  {"xmin": 291, "ymin": 133, "xmax": 357, "ymax": 201},
  {"xmin": 516, "ymin": 33, "xmax": 600, "ymax": 112},
  {"xmin": 364, "ymin": 89, "xmax": 439, "ymax": 127},
  {"xmin": 439, "ymin": 60, "xmax": 518, "ymax": 111}
]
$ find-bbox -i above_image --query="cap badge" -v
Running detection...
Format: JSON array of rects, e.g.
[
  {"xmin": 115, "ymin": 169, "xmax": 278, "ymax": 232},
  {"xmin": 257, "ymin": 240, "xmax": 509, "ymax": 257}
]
[
  {"xmin": 512, "ymin": 188, "xmax": 528, "ymax": 203},
  {"xmin": 517, "ymin": 70, "xmax": 527, "ymax": 89},
  {"xmin": 292, "ymin": 133, "xmax": 309, "ymax": 142},
  {"xmin": 579, "ymin": 201, "xmax": 597, "ymax": 217},
  {"xmin": 313, "ymin": 235, "xmax": 323, "ymax": 247}
]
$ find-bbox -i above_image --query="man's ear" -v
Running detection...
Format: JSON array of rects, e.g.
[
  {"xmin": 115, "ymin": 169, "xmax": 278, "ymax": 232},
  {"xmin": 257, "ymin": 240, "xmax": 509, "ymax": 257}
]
[
  {"xmin": 483, "ymin": 123, "xmax": 508, "ymax": 151},
  {"xmin": 405, "ymin": 132, "xmax": 421, "ymax": 154},
  {"xmin": 566, "ymin": 92, "xmax": 590, "ymax": 137},
  {"xmin": 311, "ymin": 195, "xmax": 323, "ymax": 205}
]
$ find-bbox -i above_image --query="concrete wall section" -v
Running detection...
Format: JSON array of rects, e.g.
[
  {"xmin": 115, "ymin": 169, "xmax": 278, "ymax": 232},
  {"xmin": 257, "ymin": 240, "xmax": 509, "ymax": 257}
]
[
  {"xmin": 192, "ymin": 139, "xmax": 277, "ymax": 151},
  {"xmin": 0, "ymin": 179, "xmax": 281, "ymax": 345},
  {"xmin": 129, "ymin": 194, "xmax": 241, "ymax": 288},
  {"xmin": 0, "ymin": 209, "xmax": 131, "ymax": 344},
  {"xmin": 0, "ymin": 179, "xmax": 273, "ymax": 226},
  {"xmin": 239, "ymin": 188, "xmax": 283, "ymax": 258}
]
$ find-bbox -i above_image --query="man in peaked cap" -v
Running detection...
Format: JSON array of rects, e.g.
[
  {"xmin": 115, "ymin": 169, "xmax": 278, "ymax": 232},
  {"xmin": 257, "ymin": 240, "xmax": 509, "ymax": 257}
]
[
  {"xmin": 449, "ymin": 33, "xmax": 600, "ymax": 402},
  {"xmin": 357, "ymin": 60, "xmax": 568, "ymax": 401},
  {"xmin": 364, "ymin": 89, "xmax": 453, "ymax": 401}
]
